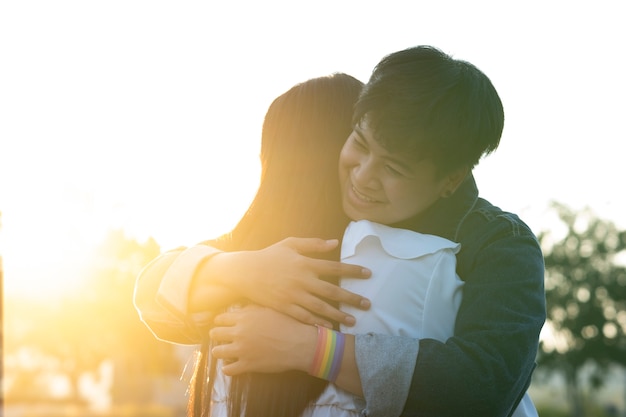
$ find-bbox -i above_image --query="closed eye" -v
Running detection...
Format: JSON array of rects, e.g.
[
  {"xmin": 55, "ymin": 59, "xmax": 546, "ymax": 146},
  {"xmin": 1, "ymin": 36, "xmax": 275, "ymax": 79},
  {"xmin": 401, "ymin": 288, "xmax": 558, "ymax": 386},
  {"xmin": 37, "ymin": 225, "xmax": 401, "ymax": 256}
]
[
  {"xmin": 352, "ymin": 135, "xmax": 367, "ymax": 151},
  {"xmin": 385, "ymin": 164, "xmax": 404, "ymax": 177}
]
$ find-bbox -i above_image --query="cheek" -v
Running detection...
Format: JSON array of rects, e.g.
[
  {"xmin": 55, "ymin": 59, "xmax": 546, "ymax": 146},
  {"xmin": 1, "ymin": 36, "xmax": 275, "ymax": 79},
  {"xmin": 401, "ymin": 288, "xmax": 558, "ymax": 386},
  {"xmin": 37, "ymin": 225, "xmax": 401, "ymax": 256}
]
[
  {"xmin": 338, "ymin": 152, "xmax": 351, "ymax": 183},
  {"xmin": 390, "ymin": 183, "xmax": 432, "ymax": 215},
  {"xmin": 400, "ymin": 195, "xmax": 425, "ymax": 216},
  {"xmin": 338, "ymin": 148, "xmax": 357, "ymax": 171}
]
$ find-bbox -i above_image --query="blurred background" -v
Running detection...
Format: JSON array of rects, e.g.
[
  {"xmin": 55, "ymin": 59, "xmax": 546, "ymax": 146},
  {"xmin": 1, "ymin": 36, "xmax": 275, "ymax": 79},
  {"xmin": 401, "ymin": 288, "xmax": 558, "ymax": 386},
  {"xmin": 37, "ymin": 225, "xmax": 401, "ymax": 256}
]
[{"xmin": 1, "ymin": 1, "xmax": 625, "ymax": 416}]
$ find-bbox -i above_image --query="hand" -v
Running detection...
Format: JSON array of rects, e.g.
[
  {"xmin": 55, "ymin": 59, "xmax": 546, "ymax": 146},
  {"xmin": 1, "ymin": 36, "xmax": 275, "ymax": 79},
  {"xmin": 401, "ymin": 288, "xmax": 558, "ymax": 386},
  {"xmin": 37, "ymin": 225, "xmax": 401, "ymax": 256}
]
[
  {"xmin": 210, "ymin": 305, "xmax": 317, "ymax": 375},
  {"xmin": 219, "ymin": 237, "xmax": 371, "ymax": 328}
]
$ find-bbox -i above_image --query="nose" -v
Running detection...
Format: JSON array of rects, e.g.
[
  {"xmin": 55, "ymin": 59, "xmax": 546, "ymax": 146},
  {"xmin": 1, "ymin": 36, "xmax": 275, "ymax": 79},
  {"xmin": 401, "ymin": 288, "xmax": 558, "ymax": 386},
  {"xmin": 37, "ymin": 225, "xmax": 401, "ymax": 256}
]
[{"xmin": 352, "ymin": 156, "xmax": 380, "ymax": 190}]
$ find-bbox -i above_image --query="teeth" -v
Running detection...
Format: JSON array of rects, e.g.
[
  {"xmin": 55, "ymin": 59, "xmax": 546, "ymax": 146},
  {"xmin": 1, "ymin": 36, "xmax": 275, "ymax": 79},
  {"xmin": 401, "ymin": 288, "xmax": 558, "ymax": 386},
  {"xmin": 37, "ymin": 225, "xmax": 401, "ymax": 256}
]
[{"xmin": 352, "ymin": 186, "xmax": 376, "ymax": 202}]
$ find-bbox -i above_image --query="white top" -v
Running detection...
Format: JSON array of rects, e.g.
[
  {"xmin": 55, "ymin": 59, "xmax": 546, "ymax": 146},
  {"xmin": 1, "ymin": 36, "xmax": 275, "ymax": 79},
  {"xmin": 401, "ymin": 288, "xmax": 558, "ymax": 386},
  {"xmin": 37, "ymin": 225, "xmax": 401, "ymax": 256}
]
[
  {"xmin": 304, "ymin": 220, "xmax": 464, "ymax": 416},
  {"xmin": 340, "ymin": 220, "xmax": 463, "ymax": 339},
  {"xmin": 304, "ymin": 220, "xmax": 537, "ymax": 417}
]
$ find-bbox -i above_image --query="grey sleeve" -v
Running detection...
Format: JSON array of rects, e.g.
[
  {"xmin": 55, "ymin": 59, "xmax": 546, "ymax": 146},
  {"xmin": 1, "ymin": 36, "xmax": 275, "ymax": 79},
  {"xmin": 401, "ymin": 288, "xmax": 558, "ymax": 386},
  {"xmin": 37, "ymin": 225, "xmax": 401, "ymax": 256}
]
[{"xmin": 355, "ymin": 333, "xmax": 419, "ymax": 417}]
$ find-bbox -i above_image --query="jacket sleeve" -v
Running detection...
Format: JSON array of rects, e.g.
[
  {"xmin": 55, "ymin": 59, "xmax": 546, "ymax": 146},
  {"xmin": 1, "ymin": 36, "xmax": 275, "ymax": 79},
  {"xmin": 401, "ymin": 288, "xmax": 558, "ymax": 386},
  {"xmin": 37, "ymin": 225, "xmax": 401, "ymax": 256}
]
[
  {"xmin": 355, "ymin": 214, "xmax": 546, "ymax": 417},
  {"xmin": 355, "ymin": 333, "xmax": 420, "ymax": 417},
  {"xmin": 403, "ymin": 215, "xmax": 546, "ymax": 416},
  {"xmin": 133, "ymin": 245, "xmax": 222, "ymax": 345}
]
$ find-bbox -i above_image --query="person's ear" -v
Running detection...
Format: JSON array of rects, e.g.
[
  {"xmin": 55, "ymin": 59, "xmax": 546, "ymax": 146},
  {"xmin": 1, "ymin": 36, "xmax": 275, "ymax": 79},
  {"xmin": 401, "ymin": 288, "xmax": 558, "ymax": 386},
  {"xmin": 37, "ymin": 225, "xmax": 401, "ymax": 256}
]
[{"xmin": 441, "ymin": 166, "xmax": 469, "ymax": 198}]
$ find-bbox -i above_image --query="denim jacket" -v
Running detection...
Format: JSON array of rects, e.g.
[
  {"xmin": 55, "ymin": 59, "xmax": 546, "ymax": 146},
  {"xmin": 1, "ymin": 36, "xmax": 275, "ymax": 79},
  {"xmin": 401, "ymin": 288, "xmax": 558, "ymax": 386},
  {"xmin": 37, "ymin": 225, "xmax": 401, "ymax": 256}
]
[
  {"xmin": 135, "ymin": 174, "xmax": 546, "ymax": 417},
  {"xmin": 356, "ymin": 174, "xmax": 546, "ymax": 417}
]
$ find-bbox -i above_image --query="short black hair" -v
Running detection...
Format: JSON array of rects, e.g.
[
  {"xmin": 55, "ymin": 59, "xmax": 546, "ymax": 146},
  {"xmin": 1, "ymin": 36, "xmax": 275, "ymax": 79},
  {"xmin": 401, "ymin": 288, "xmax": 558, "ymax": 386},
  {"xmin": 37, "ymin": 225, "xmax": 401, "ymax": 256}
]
[{"xmin": 354, "ymin": 45, "xmax": 504, "ymax": 177}]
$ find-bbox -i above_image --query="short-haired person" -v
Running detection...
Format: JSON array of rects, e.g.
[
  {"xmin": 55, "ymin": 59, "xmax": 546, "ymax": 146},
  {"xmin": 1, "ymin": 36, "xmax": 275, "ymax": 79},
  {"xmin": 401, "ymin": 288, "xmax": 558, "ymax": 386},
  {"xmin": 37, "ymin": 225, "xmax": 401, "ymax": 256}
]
[
  {"xmin": 136, "ymin": 46, "xmax": 546, "ymax": 416},
  {"xmin": 208, "ymin": 46, "xmax": 546, "ymax": 416}
]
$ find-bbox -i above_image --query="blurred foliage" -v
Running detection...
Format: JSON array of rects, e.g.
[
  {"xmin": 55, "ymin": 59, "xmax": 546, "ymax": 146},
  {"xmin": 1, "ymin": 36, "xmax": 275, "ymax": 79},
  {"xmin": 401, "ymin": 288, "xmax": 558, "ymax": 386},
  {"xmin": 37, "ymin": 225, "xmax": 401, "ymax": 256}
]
[
  {"xmin": 537, "ymin": 202, "xmax": 626, "ymax": 416},
  {"xmin": 4, "ymin": 230, "xmax": 186, "ymax": 406}
]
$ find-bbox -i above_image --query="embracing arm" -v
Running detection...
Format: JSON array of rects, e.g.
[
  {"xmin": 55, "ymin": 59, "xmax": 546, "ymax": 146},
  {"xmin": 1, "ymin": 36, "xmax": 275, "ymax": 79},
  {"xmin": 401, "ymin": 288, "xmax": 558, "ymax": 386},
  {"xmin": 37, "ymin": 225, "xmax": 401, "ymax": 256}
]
[
  {"xmin": 209, "ymin": 220, "xmax": 546, "ymax": 417},
  {"xmin": 134, "ymin": 238, "xmax": 372, "ymax": 344},
  {"xmin": 210, "ymin": 305, "xmax": 364, "ymax": 395},
  {"xmin": 133, "ymin": 244, "xmax": 234, "ymax": 344},
  {"xmin": 193, "ymin": 238, "xmax": 371, "ymax": 327},
  {"xmin": 209, "ymin": 305, "xmax": 417, "ymax": 417}
]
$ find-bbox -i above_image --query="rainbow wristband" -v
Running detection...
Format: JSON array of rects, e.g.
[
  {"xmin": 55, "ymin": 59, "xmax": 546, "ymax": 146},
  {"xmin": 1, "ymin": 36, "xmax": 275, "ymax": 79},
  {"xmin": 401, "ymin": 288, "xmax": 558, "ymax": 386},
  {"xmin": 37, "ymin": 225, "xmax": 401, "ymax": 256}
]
[{"xmin": 308, "ymin": 326, "xmax": 345, "ymax": 382}]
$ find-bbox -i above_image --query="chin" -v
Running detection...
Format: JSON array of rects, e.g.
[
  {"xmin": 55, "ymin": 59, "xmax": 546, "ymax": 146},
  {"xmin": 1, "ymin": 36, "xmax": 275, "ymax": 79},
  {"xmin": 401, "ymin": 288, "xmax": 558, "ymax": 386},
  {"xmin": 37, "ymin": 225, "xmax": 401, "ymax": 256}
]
[{"xmin": 342, "ymin": 202, "xmax": 361, "ymax": 222}]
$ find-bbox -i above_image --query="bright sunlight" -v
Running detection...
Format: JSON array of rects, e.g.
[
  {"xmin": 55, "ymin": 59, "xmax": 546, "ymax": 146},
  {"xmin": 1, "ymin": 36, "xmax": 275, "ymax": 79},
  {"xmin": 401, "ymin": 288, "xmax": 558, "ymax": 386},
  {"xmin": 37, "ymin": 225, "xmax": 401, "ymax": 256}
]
[{"xmin": 2, "ymin": 1, "xmax": 625, "ymax": 416}]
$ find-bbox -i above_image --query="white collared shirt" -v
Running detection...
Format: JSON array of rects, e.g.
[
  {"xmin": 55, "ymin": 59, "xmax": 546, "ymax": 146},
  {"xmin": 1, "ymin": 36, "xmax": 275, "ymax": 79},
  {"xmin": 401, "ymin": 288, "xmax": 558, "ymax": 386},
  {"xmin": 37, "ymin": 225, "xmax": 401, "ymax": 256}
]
[
  {"xmin": 340, "ymin": 219, "xmax": 463, "ymax": 339},
  {"xmin": 304, "ymin": 220, "xmax": 463, "ymax": 417},
  {"xmin": 307, "ymin": 220, "xmax": 536, "ymax": 417}
]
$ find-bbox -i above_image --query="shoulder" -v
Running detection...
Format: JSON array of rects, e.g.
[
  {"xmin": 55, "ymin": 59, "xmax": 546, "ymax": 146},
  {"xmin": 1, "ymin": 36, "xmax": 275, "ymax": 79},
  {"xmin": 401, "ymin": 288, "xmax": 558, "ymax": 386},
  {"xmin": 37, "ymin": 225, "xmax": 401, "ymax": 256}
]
[
  {"xmin": 455, "ymin": 198, "xmax": 544, "ymax": 279},
  {"xmin": 456, "ymin": 198, "xmax": 538, "ymax": 243}
]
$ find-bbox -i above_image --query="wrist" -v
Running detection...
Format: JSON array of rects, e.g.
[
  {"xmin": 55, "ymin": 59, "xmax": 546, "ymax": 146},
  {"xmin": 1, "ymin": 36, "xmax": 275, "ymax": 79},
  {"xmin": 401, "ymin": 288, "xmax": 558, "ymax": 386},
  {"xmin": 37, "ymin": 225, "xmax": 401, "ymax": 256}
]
[
  {"xmin": 308, "ymin": 326, "xmax": 346, "ymax": 382},
  {"xmin": 189, "ymin": 251, "xmax": 242, "ymax": 313},
  {"xmin": 292, "ymin": 324, "xmax": 319, "ymax": 373},
  {"xmin": 201, "ymin": 251, "xmax": 247, "ymax": 289}
]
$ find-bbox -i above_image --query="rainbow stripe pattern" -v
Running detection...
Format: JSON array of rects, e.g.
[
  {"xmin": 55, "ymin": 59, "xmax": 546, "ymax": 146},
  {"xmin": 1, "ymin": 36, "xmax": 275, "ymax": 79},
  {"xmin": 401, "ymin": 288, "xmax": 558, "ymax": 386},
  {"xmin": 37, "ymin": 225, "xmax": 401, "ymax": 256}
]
[{"xmin": 308, "ymin": 325, "xmax": 345, "ymax": 382}]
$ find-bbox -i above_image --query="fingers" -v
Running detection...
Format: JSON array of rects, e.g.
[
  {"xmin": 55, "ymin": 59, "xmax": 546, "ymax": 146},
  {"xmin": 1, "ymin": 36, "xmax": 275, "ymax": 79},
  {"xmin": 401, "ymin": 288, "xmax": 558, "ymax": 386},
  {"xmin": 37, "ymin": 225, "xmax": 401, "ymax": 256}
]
[
  {"xmin": 283, "ymin": 237, "xmax": 339, "ymax": 254},
  {"xmin": 211, "ymin": 308, "xmax": 250, "ymax": 342},
  {"xmin": 272, "ymin": 286, "xmax": 361, "ymax": 327},
  {"xmin": 211, "ymin": 343, "xmax": 247, "ymax": 375},
  {"xmin": 211, "ymin": 342, "xmax": 235, "ymax": 359},
  {"xmin": 213, "ymin": 311, "xmax": 238, "ymax": 327},
  {"xmin": 221, "ymin": 360, "xmax": 247, "ymax": 376},
  {"xmin": 279, "ymin": 303, "xmax": 333, "ymax": 329},
  {"xmin": 296, "ymin": 293, "xmax": 358, "ymax": 327},
  {"xmin": 314, "ymin": 259, "xmax": 371, "ymax": 280},
  {"xmin": 211, "ymin": 346, "xmax": 253, "ymax": 376},
  {"xmin": 280, "ymin": 238, "xmax": 372, "ymax": 280},
  {"xmin": 209, "ymin": 324, "xmax": 232, "ymax": 343},
  {"xmin": 313, "ymin": 280, "xmax": 371, "ymax": 310}
]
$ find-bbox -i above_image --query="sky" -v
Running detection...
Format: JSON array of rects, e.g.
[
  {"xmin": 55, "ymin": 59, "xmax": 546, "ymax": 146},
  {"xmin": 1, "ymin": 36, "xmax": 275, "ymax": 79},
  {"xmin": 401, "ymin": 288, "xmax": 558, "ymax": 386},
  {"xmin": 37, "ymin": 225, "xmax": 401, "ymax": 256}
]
[{"xmin": 1, "ymin": 1, "xmax": 625, "ymax": 297}]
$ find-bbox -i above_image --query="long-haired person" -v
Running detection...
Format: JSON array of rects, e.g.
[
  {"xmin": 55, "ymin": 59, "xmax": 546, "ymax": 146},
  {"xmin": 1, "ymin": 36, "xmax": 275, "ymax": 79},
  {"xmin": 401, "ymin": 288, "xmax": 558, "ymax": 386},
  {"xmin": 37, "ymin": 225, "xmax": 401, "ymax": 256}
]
[{"xmin": 135, "ymin": 73, "xmax": 367, "ymax": 417}]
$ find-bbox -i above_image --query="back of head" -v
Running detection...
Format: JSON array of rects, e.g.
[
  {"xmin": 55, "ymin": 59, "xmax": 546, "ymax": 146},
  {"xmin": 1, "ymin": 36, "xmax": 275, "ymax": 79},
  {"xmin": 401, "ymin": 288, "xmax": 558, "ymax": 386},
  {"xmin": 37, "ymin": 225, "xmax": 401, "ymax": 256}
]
[
  {"xmin": 229, "ymin": 72, "xmax": 364, "ymax": 251},
  {"xmin": 195, "ymin": 73, "xmax": 363, "ymax": 417},
  {"xmin": 354, "ymin": 45, "xmax": 504, "ymax": 177}
]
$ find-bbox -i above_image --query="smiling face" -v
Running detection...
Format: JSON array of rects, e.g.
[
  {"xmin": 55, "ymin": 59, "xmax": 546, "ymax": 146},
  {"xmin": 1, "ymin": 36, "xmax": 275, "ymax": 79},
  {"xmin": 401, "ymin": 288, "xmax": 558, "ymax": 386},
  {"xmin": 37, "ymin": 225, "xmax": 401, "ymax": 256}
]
[{"xmin": 339, "ymin": 119, "xmax": 460, "ymax": 225}]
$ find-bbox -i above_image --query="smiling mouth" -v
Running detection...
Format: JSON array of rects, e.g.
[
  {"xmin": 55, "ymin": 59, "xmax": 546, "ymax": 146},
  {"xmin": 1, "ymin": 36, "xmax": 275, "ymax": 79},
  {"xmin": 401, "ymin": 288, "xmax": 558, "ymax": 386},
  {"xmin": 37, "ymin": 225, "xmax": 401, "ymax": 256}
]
[{"xmin": 351, "ymin": 186, "xmax": 379, "ymax": 203}]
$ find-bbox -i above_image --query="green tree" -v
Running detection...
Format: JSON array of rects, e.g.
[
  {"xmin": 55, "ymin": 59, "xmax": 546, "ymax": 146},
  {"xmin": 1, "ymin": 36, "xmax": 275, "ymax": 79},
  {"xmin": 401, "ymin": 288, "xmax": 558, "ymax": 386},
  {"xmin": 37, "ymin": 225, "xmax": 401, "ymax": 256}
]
[{"xmin": 537, "ymin": 202, "xmax": 626, "ymax": 416}]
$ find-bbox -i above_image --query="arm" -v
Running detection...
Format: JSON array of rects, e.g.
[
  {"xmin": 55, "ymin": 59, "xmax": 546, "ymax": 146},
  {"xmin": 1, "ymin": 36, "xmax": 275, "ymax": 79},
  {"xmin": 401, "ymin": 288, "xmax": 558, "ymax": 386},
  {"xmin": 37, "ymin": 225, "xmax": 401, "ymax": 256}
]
[
  {"xmin": 133, "ymin": 245, "xmax": 231, "ymax": 344},
  {"xmin": 134, "ymin": 238, "xmax": 373, "ymax": 344},
  {"xmin": 209, "ymin": 219, "xmax": 545, "ymax": 416},
  {"xmin": 209, "ymin": 307, "xmax": 416, "ymax": 414},
  {"xmin": 197, "ymin": 238, "xmax": 372, "ymax": 327},
  {"xmin": 210, "ymin": 305, "xmax": 364, "ymax": 396}
]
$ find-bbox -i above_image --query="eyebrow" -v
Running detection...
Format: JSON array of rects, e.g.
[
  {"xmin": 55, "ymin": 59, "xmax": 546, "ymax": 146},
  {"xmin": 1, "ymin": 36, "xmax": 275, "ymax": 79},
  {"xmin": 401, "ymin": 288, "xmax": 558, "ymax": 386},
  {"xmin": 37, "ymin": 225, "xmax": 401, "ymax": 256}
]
[{"xmin": 354, "ymin": 127, "xmax": 416, "ymax": 174}]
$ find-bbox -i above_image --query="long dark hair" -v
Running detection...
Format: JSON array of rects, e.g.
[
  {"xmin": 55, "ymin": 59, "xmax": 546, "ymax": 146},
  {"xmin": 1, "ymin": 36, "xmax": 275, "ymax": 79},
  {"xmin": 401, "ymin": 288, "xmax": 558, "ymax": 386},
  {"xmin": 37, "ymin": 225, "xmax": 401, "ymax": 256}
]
[{"xmin": 188, "ymin": 73, "xmax": 364, "ymax": 417}]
